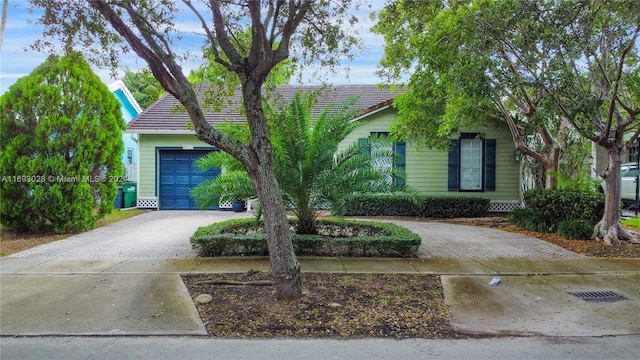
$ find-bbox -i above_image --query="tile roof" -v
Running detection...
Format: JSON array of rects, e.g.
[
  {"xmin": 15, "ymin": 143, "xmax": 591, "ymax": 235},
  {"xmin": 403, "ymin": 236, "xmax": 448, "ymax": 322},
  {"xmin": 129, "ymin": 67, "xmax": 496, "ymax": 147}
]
[{"xmin": 126, "ymin": 84, "xmax": 403, "ymax": 132}]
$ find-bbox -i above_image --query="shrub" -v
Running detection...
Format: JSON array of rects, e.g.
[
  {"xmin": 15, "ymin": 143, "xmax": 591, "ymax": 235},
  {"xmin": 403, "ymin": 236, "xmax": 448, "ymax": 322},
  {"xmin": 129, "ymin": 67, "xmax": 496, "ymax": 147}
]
[
  {"xmin": 418, "ymin": 197, "xmax": 490, "ymax": 218},
  {"xmin": 508, "ymin": 207, "xmax": 554, "ymax": 233},
  {"xmin": 556, "ymin": 219, "xmax": 594, "ymax": 240},
  {"xmin": 343, "ymin": 194, "xmax": 490, "ymax": 218},
  {"xmin": 523, "ymin": 189, "xmax": 604, "ymax": 226},
  {"xmin": 190, "ymin": 218, "xmax": 421, "ymax": 258},
  {"xmin": 343, "ymin": 194, "xmax": 419, "ymax": 217},
  {"xmin": 0, "ymin": 52, "xmax": 124, "ymax": 233},
  {"xmin": 510, "ymin": 188, "xmax": 605, "ymax": 238}
]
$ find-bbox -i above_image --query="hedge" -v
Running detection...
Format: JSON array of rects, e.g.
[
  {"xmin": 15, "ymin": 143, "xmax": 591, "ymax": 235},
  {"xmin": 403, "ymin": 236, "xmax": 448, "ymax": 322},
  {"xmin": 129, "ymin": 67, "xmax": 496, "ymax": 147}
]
[
  {"xmin": 343, "ymin": 194, "xmax": 490, "ymax": 218},
  {"xmin": 508, "ymin": 189, "xmax": 605, "ymax": 236},
  {"xmin": 190, "ymin": 218, "xmax": 422, "ymax": 258}
]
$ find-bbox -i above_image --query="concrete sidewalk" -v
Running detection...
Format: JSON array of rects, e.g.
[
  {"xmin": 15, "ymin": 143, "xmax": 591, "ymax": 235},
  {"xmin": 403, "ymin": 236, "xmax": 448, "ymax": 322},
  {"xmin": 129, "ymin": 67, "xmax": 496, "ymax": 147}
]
[
  {"xmin": 1, "ymin": 211, "xmax": 639, "ymax": 340},
  {"xmin": 1, "ymin": 256, "xmax": 639, "ymax": 337}
]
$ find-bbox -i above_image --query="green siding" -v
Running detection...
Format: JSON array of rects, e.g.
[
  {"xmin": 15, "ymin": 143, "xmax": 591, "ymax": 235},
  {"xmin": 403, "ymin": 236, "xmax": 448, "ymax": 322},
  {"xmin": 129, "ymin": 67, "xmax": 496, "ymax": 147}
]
[
  {"xmin": 138, "ymin": 134, "xmax": 215, "ymax": 198},
  {"xmin": 138, "ymin": 108, "xmax": 521, "ymax": 203},
  {"xmin": 340, "ymin": 108, "xmax": 521, "ymax": 202}
]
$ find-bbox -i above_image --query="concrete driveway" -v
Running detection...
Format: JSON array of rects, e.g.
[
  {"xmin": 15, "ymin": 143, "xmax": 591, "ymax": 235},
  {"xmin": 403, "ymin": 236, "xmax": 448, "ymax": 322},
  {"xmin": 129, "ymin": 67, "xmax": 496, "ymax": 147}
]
[
  {"xmin": 9, "ymin": 210, "xmax": 250, "ymax": 259},
  {"xmin": 2, "ymin": 210, "xmax": 638, "ymax": 339}
]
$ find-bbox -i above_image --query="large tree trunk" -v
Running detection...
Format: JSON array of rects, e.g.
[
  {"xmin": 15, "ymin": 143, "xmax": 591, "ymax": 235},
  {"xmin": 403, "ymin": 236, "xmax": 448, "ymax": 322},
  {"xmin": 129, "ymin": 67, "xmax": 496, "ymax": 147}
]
[
  {"xmin": 593, "ymin": 149, "xmax": 639, "ymax": 244},
  {"xmin": 241, "ymin": 78, "xmax": 302, "ymax": 299}
]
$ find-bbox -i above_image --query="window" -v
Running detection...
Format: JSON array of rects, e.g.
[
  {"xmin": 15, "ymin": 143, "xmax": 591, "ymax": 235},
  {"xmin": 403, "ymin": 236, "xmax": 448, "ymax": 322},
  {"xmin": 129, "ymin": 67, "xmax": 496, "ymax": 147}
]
[
  {"xmin": 460, "ymin": 139, "xmax": 482, "ymax": 190},
  {"xmin": 628, "ymin": 144, "xmax": 639, "ymax": 164},
  {"xmin": 359, "ymin": 132, "xmax": 406, "ymax": 186},
  {"xmin": 127, "ymin": 148, "xmax": 134, "ymax": 164},
  {"xmin": 448, "ymin": 133, "xmax": 496, "ymax": 192}
]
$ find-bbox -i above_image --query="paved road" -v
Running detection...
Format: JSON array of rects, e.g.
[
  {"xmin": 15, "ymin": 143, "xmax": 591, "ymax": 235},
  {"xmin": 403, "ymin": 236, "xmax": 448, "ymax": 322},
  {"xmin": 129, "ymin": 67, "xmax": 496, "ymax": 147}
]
[
  {"xmin": 1, "ymin": 210, "xmax": 638, "ymax": 359},
  {"xmin": 1, "ymin": 335, "xmax": 638, "ymax": 360}
]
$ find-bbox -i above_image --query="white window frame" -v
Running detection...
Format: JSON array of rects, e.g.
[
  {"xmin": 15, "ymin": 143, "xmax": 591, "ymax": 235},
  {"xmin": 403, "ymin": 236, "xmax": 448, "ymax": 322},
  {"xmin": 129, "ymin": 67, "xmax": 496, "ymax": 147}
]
[{"xmin": 460, "ymin": 138, "xmax": 483, "ymax": 191}]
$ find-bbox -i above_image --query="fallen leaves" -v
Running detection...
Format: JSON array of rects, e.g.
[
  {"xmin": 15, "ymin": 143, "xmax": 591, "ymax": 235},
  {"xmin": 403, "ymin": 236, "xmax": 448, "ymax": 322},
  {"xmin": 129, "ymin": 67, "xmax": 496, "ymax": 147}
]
[{"xmin": 182, "ymin": 272, "xmax": 457, "ymax": 338}]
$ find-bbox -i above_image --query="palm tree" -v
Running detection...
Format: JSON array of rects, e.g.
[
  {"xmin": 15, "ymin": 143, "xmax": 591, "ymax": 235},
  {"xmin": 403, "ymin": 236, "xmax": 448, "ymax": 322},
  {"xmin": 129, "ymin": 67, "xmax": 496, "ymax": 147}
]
[{"xmin": 192, "ymin": 90, "xmax": 420, "ymax": 234}]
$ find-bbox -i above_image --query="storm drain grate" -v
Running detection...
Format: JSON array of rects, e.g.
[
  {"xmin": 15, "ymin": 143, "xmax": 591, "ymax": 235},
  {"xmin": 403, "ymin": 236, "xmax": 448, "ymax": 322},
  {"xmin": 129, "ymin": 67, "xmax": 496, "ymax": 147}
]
[{"xmin": 568, "ymin": 291, "xmax": 631, "ymax": 303}]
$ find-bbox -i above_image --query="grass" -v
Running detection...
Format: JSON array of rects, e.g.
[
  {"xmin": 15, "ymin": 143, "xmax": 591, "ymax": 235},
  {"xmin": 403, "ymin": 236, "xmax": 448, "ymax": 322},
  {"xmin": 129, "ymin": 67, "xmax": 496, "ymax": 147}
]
[
  {"xmin": 0, "ymin": 209, "xmax": 145, "ymax": 256},
  {"xmin": 621, "ymin": 217, "xmax": 640, "ymax": 230}
]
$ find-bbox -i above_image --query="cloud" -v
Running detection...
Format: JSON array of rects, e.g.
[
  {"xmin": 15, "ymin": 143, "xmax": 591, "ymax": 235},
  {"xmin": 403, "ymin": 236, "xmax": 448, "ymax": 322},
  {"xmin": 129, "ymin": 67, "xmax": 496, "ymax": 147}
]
[{"xmin": 0, "ymin": 1, "xmax": 393, "ymax": 94}]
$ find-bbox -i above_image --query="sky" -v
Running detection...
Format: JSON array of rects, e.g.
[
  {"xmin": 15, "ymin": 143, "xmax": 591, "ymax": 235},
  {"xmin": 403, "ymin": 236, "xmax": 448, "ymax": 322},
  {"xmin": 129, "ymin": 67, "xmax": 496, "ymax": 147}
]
[{"xmin": 0, "ymin": 1, "xmax": 393, "ymax": 95}]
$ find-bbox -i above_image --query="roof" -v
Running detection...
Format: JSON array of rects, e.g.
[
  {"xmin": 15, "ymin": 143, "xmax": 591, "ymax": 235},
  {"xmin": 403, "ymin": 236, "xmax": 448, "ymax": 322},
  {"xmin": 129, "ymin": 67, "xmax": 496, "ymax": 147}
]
[
  {"xmin": 108, "ymin": 81, "xmax": 143, "ymax": 123},
  {"xmin": 126, "ymin": 84, "xmax": 403, "ymax": 133}
]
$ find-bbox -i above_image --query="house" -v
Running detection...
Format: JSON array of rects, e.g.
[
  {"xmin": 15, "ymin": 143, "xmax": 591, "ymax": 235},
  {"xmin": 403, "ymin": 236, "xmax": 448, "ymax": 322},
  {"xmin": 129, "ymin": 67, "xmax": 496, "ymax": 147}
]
[
  {"xmin": 108, "ymin": 81, "xmax": 143, "ymax": 181},
  {"xmin": 126, "ymin": 84, "xmax": 521, "ymax": 212}
]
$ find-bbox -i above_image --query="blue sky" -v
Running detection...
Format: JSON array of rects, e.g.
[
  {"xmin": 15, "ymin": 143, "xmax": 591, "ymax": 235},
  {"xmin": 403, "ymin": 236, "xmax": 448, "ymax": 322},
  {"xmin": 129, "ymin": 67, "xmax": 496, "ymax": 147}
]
[{"xmin": 0, "ymin": 1, "xmax": 392, "ymax": 95}]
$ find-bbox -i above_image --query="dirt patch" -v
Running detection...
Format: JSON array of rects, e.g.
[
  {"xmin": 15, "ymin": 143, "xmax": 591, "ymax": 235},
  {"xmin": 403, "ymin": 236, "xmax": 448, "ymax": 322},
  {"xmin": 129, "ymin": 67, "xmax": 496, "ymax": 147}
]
[{"xmin": 182, "ymin": 272, "xmax": 462, "ymax": 338}]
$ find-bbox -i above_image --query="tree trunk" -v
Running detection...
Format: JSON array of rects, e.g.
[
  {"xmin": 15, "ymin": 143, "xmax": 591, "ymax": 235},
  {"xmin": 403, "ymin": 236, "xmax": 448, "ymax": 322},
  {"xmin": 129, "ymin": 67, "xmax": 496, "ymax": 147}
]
[
  {"xmin": 250, "ymin": 165, "xmax": 302, "ymax": 299},
  {"xmin": 592, "ymin": 149, "xmax": 638, "ymax": 244},
  {"xmin": 241, "ymin": 78, "xmax": 302, "ymax": 299},
  {"xmin": 296, "ymin": 209, "xmax": 317, "ymax": 235}
]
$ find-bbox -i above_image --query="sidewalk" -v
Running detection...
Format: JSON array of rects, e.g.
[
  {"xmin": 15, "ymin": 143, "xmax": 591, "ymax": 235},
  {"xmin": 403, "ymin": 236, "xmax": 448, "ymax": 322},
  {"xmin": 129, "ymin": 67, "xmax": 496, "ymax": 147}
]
[
  {"xmin": 1, "ymin": 210, "xmax": 639, "ymax": 339},
  {"xmin": 1, "ymin": 256, "xmax": 639, "ymax": 337}
]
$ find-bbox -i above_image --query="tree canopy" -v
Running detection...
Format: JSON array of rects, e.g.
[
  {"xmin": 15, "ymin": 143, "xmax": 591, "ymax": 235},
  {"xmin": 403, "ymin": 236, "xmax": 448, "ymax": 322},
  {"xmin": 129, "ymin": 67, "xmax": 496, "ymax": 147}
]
[
  {"xmin": 374, "ymin": 0, "xmax": 640, "ymax": 243},
  {"xmin": 0, "ymin": 51, "xmax": 124, "ymax": 233},
  {"xmin": 30, "ymin": 0, "xmax": 365, "ymax": 299},
  {"xmin": 122, "ymin": 68, "xmax": 165, "ymax": 109}
]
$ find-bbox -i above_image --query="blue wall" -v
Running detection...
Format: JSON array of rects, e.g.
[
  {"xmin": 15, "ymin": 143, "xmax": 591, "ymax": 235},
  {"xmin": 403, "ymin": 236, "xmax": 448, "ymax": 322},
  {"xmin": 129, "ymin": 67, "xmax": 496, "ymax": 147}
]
[{"xmin": 112, "ymin": 88, "xmax": 140, "ymax": 165}]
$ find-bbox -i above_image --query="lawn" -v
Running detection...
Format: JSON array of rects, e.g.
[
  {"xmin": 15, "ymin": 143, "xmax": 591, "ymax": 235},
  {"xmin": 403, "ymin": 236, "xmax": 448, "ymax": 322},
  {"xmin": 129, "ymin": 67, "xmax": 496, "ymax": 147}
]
[{"xmin": 0, "ymin": 209, "xmax": 145, "ymax": 256}]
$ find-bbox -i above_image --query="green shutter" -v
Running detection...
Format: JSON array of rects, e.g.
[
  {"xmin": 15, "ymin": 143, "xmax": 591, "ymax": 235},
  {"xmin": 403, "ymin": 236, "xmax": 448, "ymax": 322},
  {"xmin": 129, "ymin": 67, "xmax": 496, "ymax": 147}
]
[
  {"xmin": 358, "ymin": 137, "xmax": 369, "ymax": 157},
  {"xmin": 485, "ymin": 139, "xmax": 496, "ymax": 191},
  {"xmin": 448, "ymin": 139, "xmax": 459, "ymax": 191},
  {"xmin": 395, "ymin": 141, "xmax": 406, "ymax": 186}
]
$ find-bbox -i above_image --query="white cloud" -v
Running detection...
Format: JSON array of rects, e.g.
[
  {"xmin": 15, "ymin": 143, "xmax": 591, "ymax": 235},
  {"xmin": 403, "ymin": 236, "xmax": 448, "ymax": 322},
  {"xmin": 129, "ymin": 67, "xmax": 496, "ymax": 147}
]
[{"xmin": 0, "ymin": 1, "xmax": 394, "ymax": 94}]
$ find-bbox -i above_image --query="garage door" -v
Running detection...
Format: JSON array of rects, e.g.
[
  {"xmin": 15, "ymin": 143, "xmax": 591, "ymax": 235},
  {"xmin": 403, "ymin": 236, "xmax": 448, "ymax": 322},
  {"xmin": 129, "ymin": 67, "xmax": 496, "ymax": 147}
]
[{"xmin": 159, "ymin": 150, "xmax": 220, "ymax": 210}]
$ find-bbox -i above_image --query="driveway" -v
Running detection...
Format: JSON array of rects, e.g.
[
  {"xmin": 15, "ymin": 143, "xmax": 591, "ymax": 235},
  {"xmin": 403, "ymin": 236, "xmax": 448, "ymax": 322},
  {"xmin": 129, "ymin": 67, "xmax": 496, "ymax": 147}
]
[
  {"xmin": 9, "ymin": 211, "xmax": 582, "ymax": 260},
  {"xmin": 9, "ymin": 210, "xmax": 250, "ymax": 259}
]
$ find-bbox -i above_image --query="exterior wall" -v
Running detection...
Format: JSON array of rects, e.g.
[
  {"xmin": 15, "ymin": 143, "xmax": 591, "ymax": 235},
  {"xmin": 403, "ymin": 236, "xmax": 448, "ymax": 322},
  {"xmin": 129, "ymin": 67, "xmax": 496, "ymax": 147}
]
[
  {"xmin": 342, "ymin": 108, "xmax": 521, "ymax": 203},
  {"xmin": 138, "ymin": 133, "xmax": 216, "ymax": 199},
  {"xmin": 113, "ymin": 88, "xmax": 140, "ymax": 165}
]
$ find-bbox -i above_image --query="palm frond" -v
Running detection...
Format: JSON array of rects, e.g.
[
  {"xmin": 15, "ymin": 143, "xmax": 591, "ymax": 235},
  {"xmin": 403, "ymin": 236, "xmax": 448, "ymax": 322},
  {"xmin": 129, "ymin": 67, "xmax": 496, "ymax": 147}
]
[
  {"xmin": 194, "ymin": 150, "xmax": 243, "ymax": 172},
  {"xmin": 190, "ymin": 170, "xmax": 256, "ymax": 209}
]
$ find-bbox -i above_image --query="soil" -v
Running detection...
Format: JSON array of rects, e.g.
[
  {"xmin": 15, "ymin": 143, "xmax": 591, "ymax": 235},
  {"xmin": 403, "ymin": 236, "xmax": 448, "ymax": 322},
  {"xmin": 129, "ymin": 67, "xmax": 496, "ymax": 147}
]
[
  {"xmin": 182, "ymin": 272, "xmax": 461, "ymax": 339},
  {"xmin": 182, "ymin": 214, "xmax": 640, "ymax": 339}
]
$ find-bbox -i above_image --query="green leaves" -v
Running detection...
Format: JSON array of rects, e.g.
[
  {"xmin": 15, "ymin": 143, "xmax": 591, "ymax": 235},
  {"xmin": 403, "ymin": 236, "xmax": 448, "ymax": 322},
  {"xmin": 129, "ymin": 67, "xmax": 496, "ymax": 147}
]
[
  {"xmin": 191, "ymin": 90, "xmax": 419, "ymax": 234},
  {"xmin": 0, "ymin": 51, "xmax": 124, "ymax": 233}
]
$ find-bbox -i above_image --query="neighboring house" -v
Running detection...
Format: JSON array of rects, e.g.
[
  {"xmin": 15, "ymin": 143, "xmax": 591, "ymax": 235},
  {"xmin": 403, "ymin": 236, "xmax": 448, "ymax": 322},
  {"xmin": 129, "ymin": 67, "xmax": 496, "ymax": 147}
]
[
  {"xmin": 126, "ymin": 84, "xmax": 521, "ymax": 211},
  {"xmin": 590, "ymin": 138, "xmax": 639, "ymax": 175},
  {"xmin": 108, "ymin": 81, "xmax": 143, "ymax": 181}
]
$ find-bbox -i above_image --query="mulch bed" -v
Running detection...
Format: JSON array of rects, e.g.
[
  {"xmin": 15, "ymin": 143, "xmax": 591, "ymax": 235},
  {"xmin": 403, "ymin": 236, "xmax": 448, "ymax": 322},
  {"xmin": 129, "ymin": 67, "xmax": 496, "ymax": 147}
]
[
  {"xmin": 183, "ymin": 215, "xmax": 640, "ymax": 338},
  {"xmin": 182, "ymin": 272, "xmax": 460, "ymax": 338}
]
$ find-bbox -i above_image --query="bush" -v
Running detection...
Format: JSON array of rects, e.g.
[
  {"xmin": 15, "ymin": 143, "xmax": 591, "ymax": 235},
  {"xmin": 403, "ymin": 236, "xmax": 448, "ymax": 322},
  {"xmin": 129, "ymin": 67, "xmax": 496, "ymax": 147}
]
[
  {"xmin": 0, "ymin": 52, "xmax": 124, "ymax": 233},
  {"xmin": 190, "ymin": 218, "xmax": 421, "ymax": 258},
  {"xmin": 556, "ymin": 219, "xmax": 594, "ymax": 240},
  {"xmin": 418, "ymin": 197, "xmax": 490, "ymax": 218},
  {"xmin": 510, "ymin": 188, "xmax": 604, "ymax": 238},
  {"xmin": 523, "ymin": 189, "xmax": 604, "ymax": 226},
  {"xmin": 508, "ymin": 207, "xmax": 554, "ymax": 233},
  {"xmin": 343, "ymin": 194, "xmax": 490, "ymax": 218}
]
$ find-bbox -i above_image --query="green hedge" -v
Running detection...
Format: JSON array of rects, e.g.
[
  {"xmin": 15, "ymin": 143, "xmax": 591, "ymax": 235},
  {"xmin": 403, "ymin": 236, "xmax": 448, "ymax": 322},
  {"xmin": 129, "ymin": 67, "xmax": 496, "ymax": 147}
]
[
  {"xmin": 343, "ymin": 194, "xmax": 490, "ymax": 218},
  {"xmin": 190, "ymin": 218, "xmax": 422, "ymax": 258},
  {"xmin": 509, "ymin": 189, "xmax": 604, "ymax": 236}
]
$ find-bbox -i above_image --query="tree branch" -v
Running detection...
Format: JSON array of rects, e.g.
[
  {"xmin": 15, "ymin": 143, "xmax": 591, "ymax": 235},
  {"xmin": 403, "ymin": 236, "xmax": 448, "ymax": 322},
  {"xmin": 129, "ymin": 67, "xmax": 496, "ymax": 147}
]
[{"xmin": 182, "ymin": 0, "xmax": 233, "ymax": 71}]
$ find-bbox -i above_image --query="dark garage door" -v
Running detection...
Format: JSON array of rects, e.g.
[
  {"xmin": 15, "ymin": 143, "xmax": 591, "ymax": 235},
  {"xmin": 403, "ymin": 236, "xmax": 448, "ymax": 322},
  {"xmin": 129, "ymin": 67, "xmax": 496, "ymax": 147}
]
[{"xmin": 159, "ymin": 150, "xmax": 220, "ymax": 210}]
